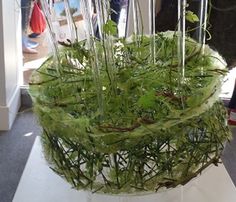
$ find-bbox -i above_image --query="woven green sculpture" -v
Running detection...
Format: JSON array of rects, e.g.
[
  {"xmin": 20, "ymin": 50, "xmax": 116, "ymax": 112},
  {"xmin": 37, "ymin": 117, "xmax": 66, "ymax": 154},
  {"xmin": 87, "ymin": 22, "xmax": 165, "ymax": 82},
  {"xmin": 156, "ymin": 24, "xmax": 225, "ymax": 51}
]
[{"xmin": 29, "ymin": 30, "xmax": 231, "ymax": 193}]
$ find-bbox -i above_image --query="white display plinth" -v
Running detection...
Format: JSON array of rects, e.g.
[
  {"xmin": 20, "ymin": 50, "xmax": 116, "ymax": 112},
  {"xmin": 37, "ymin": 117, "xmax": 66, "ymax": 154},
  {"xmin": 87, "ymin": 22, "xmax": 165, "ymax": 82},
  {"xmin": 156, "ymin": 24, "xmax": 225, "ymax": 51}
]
[{"xmin": 13, "ymin": 137, "xmax": 236, "ymax": 202}]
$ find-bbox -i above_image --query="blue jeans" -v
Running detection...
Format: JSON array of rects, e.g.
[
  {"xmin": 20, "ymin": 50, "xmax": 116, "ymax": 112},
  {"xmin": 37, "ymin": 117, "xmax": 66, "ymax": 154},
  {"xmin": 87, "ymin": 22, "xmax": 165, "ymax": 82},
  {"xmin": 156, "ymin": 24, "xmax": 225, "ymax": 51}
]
[
  {"xmin": 21, "ymin": 0, "xmax": 33, "ymax": 32},
  {"xmin": 110, "ymin": 0, "xmax": 122, "ymax": 24}
]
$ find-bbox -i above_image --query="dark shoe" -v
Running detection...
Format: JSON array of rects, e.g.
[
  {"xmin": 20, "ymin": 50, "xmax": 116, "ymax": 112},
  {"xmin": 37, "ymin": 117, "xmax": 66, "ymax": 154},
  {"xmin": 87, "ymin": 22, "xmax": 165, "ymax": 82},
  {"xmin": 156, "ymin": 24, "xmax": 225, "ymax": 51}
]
[{"xmin": 28, "ymin": 33, "xmax": 41, "ymax": 38}]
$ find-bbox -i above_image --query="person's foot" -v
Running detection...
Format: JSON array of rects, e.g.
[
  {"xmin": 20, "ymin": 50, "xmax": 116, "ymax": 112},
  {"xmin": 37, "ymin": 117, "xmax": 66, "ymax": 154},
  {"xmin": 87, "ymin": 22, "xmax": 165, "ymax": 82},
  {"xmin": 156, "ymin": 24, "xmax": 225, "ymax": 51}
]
[
  {"xmin": 22, "ymin": 35, "xmax": 39, "ymax": 49},
  {"xmin": 27, "ymin": 40, "xmax": 39, "ymax": 49},
  {"xmin": 228, "ymin": 108, "xmax": 236, "ymax": 126},
  {"xmin": 22, "ymin": 46, "xmax": 38, "ymax": 54}
]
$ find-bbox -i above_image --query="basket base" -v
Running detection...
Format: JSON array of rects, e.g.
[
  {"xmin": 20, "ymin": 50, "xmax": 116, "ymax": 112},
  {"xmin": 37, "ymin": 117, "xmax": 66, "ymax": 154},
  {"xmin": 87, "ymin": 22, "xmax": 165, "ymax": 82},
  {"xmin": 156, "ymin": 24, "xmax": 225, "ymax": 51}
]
[{"xmin": 13, "ymin": 137, "xmax": 236, "ymax": 202}]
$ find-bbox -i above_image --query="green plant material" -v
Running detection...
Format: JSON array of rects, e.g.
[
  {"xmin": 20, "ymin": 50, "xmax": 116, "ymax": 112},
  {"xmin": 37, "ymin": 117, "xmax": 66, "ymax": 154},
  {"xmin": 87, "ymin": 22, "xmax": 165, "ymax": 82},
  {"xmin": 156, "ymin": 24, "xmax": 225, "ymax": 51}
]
[
  {"xmin": 186, "ymin": 10, "xmax": 199, "ymax": 23},
  {"xmin": 103, "ymin": 20, "xmax": 118, "ymax": 36},
  {"xmin": 29, "ymin": 32, "xmax": 230, "ymax": 194},
  {"xmin": 138, "ymin": 90, "xmax": 156, "ymax": 109},
  {"xmin": 40, "ymin": 101, "xmax": 230, "ymax": 193}
]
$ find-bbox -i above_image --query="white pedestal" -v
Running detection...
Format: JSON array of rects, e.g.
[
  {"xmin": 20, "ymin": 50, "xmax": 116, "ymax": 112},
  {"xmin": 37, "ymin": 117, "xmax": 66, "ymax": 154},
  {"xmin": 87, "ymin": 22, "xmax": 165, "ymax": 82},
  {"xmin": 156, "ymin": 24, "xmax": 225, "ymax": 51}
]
[{"xmin": 13, "ymin": 137, "xmax": 236, "ymax": 202}]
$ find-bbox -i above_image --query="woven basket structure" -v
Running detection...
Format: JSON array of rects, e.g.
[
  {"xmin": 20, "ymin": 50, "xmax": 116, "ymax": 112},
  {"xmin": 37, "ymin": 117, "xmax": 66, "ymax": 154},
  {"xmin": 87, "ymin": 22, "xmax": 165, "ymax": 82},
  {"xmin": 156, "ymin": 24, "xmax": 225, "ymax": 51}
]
[{"xmin": 29, "ymin": 32, "xmax": 231, "ymax": 193}]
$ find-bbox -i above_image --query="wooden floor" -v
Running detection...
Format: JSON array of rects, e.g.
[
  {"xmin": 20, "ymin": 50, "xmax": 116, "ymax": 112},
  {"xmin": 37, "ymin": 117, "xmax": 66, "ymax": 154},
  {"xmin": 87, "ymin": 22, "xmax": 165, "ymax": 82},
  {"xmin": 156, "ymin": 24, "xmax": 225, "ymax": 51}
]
[{"xmin": 22, "ymin": 32, "xmax": 49, "ymax": 85}]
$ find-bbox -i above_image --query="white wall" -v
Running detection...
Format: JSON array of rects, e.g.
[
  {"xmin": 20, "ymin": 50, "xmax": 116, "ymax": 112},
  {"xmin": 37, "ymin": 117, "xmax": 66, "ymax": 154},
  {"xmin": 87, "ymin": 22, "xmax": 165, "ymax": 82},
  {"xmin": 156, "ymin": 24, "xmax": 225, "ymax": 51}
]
[
  {"xmin": 126, "ymin": 0, "xmax": 161, "ymax": 37},
  {"xmin": 0, "ymin": 0, "xmax": 22, "ymax": 130},
  {"xmin": 126, "ymin": 0, "xmax": 150, "ymax": 36}
]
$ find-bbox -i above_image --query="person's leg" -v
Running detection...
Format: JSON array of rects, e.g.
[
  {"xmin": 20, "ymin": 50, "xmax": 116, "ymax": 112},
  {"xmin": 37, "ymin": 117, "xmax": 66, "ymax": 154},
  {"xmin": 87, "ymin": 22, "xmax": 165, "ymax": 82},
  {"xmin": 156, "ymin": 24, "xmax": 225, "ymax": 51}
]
[
  {"xmin": 21, "ymin": 0, "xmax": 38, "ymax": 54},
  {"xmin": 228, "ymin": 79, "xmax": 236, "ymax": 125},
  {"xmin": 229, "ymin": 79, "xmax": 236, "ymax": 109},
  {"xmin": 110, "ymin": 0, "xmax": 122, "ymax": 24},
  {"xmin": 21, "ymin": 0, "xmax": 32, "ymax": 32}
]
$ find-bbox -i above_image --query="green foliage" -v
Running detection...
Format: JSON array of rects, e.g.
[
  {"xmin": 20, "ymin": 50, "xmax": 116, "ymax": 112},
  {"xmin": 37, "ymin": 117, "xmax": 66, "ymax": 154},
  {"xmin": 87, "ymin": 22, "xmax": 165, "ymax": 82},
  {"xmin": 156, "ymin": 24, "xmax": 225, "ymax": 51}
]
[
  {"xmin": 29, "ymin": 32, "xmax": 228, "ymax": 147},
  {"xmin": 186, "ymin": 10, "xmax": 199, "ymax": 23},
  {"xmin": 138, "ymin": 90, "xmax": 156, "ymax": 109},
  {"xmin": 40, "ymin": 101, "xmax": 230, "ymax": 193},
  {"xmin": 103, "ymin": 20, "xmax": 118, "ymax": 36},
  {"xmin": 29, "ymin": 32, "xmax": 230, "ymax": 194}
]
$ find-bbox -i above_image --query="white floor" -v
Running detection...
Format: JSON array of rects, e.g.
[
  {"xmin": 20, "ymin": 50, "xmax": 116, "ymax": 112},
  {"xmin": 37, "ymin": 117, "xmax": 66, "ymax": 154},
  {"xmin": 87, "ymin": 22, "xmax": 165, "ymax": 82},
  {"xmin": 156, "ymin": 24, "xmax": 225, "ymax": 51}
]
[{"xmin": 13, "ymin": 137, "xmax": 236, "ymax": 202}]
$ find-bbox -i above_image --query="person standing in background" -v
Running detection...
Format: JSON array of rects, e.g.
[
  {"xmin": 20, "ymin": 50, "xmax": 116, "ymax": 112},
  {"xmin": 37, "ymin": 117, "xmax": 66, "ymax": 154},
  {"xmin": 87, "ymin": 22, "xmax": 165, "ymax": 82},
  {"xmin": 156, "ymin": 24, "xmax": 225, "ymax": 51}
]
[
  {"xmin": 21, "ymin": 0, "xmax": 39, "ymax": 54},
  {"xmin": 91, "ymin": 0, "xmax": 122, "ymax": 24},
  {"xmin": 91, "ymin": 0, "xmax": 122, "ymax": 38}
]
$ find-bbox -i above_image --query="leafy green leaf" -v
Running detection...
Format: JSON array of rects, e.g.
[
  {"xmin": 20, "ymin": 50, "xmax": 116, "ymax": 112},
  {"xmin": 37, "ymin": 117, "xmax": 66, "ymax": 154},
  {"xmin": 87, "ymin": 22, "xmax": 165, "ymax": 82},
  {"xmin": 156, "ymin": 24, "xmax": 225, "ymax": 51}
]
[
  {"xmin": 138, "ymin": 91, "xmax": 156, "ymax": 109},
  {"xmin": 186, "ymin": 11, "xmax": 199, "ymax": 23},
  {"xmin": 103, "ymin": 20, "xmax": 118, "ymax": 36}
]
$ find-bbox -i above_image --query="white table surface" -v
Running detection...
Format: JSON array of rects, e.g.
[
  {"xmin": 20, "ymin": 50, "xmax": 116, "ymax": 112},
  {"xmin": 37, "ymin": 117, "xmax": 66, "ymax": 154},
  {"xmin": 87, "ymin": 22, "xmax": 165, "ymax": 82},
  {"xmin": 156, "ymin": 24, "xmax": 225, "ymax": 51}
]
[{"xmin": 13, "ymin": 137, "xmax": 236, "ymax": 202}]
